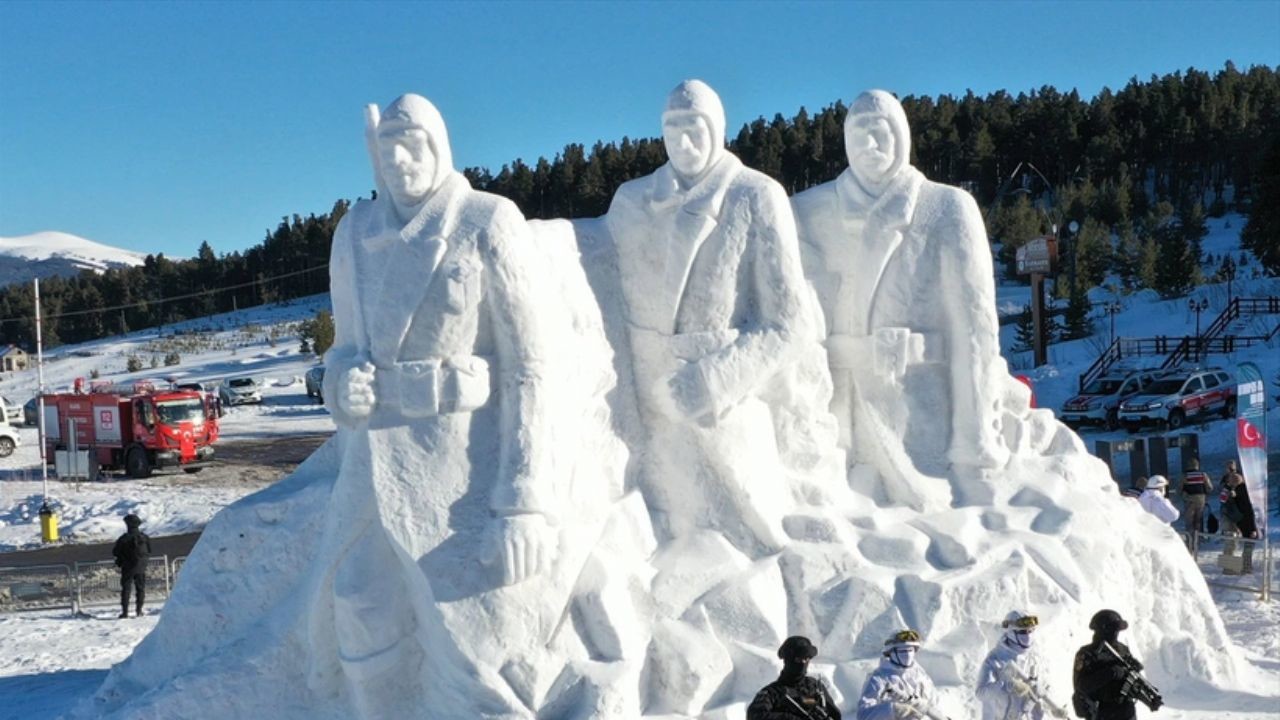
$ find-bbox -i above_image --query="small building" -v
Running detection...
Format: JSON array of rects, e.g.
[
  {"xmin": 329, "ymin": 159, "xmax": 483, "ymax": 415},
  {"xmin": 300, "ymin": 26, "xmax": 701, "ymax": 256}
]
[{"xmin": 0, "ymin": 345, "xmax": 30, "ymax": 373}]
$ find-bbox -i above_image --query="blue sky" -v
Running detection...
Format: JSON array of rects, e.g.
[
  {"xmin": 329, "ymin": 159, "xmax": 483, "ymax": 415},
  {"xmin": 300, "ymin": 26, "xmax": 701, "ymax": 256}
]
[{"xmin": 1, "ymin": 0, "xmax": 1277, "ymax": 258}]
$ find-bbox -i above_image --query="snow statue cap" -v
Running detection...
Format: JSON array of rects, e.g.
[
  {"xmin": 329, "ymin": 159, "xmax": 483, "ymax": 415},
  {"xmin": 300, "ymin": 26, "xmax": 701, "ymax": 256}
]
[
  {"xmin": 124, "ymin": 513, "xmax": 142, "ymax": 529},
  {"xmin": 663, "ymin": 79, "xmax": 726, "ymax": 145},
  {"xmin": 375, "ymin": 93, "xmax": 454, "ymax": 198},
  {"xmin": 1145, "ymin": 474, "xmax": 1168, "ymax": 490},
  {"xmin": 777, "ymin": 635, "xmax": 818, "ymax": 661},
  {"xmin": 662, "ymin": 79, "xmax": 726, "ymax": 181},
  {"xmin": 845, "ymin": 89, "xmax": 911, "ymax": 190},
  {"xmin": 1002, "ymin": 610, "xmax": 1039, "ymax": 649}
]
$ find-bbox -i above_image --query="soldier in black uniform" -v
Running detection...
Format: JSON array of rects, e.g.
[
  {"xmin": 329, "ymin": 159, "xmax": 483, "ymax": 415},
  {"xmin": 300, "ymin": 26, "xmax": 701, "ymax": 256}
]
[
  {"xmin": 111, "ymin": 513, "xmax": 152, "ymax": 619},
  {"xmin": 748, "ymin": 635, "xmax": 841, "ymax": 719},
  {"xmin": 1072, "ymin": 609, "xmax": 1161, "ymax": 720}
]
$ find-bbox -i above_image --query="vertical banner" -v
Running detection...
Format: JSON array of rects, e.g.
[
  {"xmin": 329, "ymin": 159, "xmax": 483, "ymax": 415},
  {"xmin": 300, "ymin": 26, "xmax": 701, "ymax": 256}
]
[{"xmin": 1235, "ymin": 362, "xmax": 1268, "ymax": 536}]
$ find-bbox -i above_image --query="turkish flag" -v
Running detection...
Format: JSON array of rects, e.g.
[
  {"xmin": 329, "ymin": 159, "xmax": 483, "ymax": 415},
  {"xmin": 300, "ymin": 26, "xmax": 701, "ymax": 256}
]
[{"xmin": 1237, "ymin": 418, "xmax": 1266, "ymax": 450}]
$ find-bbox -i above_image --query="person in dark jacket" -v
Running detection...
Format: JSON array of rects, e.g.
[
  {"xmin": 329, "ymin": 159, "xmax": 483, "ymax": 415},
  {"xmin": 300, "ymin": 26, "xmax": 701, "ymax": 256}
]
[
  {"xmin": 1072, "ymin": 610, "xmax": 1160, "ymax": 720},
  {"xmin": 1221, "ymin": 469, "xmax": 1259, "ymax": 573},
  {"xmin": 748, "ymin": 635, "xmax": 842, "ymax": 719},
  {"xmin": 111, "ymin": 513, "xmax": 152, "ymax": 618}
]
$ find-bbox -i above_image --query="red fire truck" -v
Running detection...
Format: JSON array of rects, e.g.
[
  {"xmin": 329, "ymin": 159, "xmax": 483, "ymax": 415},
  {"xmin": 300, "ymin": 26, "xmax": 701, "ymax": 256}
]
[{"xmin": 41, "ymin": 381, "xmax": 218, "ymax": 479}]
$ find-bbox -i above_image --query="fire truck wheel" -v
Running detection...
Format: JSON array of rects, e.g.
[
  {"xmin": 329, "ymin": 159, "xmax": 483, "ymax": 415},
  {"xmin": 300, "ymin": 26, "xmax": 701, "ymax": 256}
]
[
  {"xmin": 126, "ymin": 447, "xmax": 152, "ymax": 479},
  {"xmin": 0, "ymin": 437, "xmax": 13, "ymax": 457},
  {"xmin": 183, "ymin": 466, "xmax": 204, "ymax": 474}
]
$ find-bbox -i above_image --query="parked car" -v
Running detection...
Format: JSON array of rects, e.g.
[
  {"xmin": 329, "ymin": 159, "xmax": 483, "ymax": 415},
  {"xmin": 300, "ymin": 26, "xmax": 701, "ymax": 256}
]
[
  {"xmin": 218, "ymin": 376, "xmax": 263, "ymax": 406},
  {"xmin": 1059, "ymin": 369, "xmax": 1162, "ymax": 430},
  {"xmin": 305, "ymin": 366, "xmax": 325, "ymax": 403},
  {"xmin": 1118, "ymin": 368, "xmax": 1236, "ymax": 432},
  {"xmin": 23, "ymin": 397, "xmax": 39, "ymax": 426},
  {"xmin": 0, "ymin": 395, "xmax": 22, "ymax": 424},
  {"xmin": 0, "ymin": 417, "xmax": 18, "ymax": 457}
]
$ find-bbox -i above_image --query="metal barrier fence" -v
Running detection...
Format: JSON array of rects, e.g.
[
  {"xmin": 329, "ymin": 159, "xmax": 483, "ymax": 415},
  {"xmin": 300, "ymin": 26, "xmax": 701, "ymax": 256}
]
[
  {"xmin": 0, "ymin": 555, "xmax": 185, "ymax": 615},
  {"xmin": 0, "ymin": 564, "xmax": 76, "ymax": 613},
  {"xmin": 1182, "ymin": 531, "xmax": 1274, "ymax": 600},
  {"xmin": 74, "ymin": 556, "xmax": 172, "ymax": 611}
]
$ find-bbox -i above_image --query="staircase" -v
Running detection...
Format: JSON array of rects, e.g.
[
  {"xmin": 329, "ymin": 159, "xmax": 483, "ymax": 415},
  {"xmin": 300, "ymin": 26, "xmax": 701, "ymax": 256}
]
[{"xmin": 1078, "ymin": 296, "xmax": 1280, "ymax": 391}]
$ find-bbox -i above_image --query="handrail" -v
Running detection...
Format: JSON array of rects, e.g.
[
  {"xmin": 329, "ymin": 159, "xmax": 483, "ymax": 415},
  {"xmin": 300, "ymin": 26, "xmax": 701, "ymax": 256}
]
[{"xmin": 1076, "ymin": 297, "xmax": 1280, "ymax": 388}]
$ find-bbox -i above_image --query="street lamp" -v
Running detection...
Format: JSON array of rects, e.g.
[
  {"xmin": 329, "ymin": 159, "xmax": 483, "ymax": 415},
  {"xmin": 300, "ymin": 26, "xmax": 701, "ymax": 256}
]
[
  {"xmin": 1224, "ymin": 261, "xmax": 1236, "ymax": 306},
  {"xmin": 1103, "ymin": 300, "xmax": 1122, "ymax": 344},
  {"xmin": 1188, "ymin": 297, "xmax": 1209, "ymax": 362}
]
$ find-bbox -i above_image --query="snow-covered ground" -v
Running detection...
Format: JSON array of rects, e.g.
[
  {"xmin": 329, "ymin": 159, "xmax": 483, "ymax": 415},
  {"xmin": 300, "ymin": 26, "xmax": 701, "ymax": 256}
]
[{"xmin": 0, "ymin": 213, "xmax": 1276, "ymax": 717}]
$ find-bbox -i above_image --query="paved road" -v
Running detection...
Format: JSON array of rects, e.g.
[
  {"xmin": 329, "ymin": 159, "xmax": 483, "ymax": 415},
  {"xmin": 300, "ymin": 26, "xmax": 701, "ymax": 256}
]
[{"xmin": 0, "ymin": 531, "xmax": 203, "ymax": 569}]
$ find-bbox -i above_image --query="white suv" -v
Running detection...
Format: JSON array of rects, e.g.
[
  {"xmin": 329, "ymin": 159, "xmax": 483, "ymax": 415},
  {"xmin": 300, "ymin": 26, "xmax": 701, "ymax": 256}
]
[
  {"xmin": 218, "ymin": 376, "xmax": 263, "ymax": 406},
  {"xmin": 1060, "ymin": 369, "xmax": 1162, "ymax": 430},
  {"xmin": 1118, "ymin": 368, "xmax": 1236, "ymax": 431},
  {"xmin": 0, "ymin": 416, "xmax": 20, "ymax": 457}
]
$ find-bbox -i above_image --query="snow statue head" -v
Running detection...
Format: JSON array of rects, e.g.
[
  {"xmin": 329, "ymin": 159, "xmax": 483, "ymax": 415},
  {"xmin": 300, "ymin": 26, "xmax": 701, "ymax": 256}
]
[
  {"xmin": 883, "ymin": 629, "xmax": 922, "ymax": 668},
  {"xmin": 369, "ymin": 93, "xmax": 453, "ymax": 223},
  {"xmin": 845, "ymin": 89, "xmax": 911, "ymax": 196},
  {"xmin": 662, "ymin": 79, "xmax": 726, "ymax": 185}
]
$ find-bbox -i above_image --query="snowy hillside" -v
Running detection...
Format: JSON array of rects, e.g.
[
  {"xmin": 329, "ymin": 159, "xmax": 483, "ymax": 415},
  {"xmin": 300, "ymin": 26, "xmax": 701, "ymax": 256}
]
[{"xmin": 0, "ymin": 231, "xmax": 148, "ymax": 285}]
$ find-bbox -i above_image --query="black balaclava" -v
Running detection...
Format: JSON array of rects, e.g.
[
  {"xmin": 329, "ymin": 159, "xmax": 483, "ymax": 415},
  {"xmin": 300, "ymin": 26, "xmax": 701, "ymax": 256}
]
[{"xmin": 1089, "ymin": 609, "xmax": 1127, "ymax": 644}]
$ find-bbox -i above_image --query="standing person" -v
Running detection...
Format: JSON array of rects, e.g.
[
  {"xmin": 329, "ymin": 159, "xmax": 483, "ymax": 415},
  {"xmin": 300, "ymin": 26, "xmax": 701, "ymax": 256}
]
[
  {"xmin": 111, "ymin": 513, "xmax": 151, "ymax": 619},
  {"xmin": 747, "ymin": 636, "xmax": 842, "ymax": 719},
  {"xmin": 1220, "ymin": 467, "xmax": 1260, "ymax": 574},
  {"xmin": 1137, "ymin": 475, "xmax": 1180, "ymax": 525},
  {"xmin": 1072, "ymin": 610, "xmax": 1162, "ymax": 720},
  {"xmin": 1179, "ymin": 459, "xmax": 1213, "ymax": 536},
  {"xmin": 976, "ymin": 611, "xmax": 1065, "ymax": 719},
  {"xmin": 1219, "ymin": 460, "xmax": 1244, "ymax": 549},
  {"xmin": 857, "ymin": 630, "xmax": 947, "ymax": 719}
]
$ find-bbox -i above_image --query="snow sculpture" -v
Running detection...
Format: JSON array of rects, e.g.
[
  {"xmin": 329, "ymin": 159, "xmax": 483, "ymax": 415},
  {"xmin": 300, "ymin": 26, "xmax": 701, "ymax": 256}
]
[
  {"xmin": 604, "ymin": 79, "xmax": 838, "ymax": 558},
  {"xmin": 83, "ymin": 86, "xmax": 1243, "ymax": 720},
  {"xmin": 793, "ymin": 89, "xmax": 1007, "ymax": 510}
]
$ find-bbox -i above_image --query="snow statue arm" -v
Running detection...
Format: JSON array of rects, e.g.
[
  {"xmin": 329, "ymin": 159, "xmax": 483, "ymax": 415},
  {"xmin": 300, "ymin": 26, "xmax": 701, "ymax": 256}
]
[
  {"xmin": 937, "ymin": 189, "xmax": 1008, "ymax": 470},
  {"xmin": 674, "ymin": 181, "xmax": 813, "ymax": 419},
  {"xmin": 322, "ymin": 208, "xmax": 376, "ymax": 428},
  {"xmin": 483, "ymin": 204, "xmax": 558, "ymax": 585}
]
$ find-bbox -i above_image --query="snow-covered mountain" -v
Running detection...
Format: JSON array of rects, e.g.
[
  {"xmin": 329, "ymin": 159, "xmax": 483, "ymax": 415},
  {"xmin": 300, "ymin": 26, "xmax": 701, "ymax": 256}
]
[{"xmin": 0, "ymin": 231, "xmax": 147, "ymax": 286}]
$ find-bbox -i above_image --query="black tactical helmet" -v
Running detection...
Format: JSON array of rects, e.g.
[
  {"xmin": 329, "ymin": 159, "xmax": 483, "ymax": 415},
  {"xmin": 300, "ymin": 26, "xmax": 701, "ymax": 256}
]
[
  {"xmin": 1089, "ymin": 609, "xmax": 1128, "ymax": 633},
  {"xmin": 124, "ymin": 514, "xmax": 142, "ymax": 529},
  {"xmin": 778, "ymin": 635, "xmax": 818, "ymax": 661}
]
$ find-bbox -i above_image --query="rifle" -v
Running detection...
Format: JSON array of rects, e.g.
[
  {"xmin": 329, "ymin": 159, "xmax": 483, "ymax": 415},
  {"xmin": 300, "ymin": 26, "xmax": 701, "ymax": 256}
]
[
  {"xmin": 1002, "ymin": 664, "xmax": 1071, "ymax": 719},
  {"xmin": 781, "ymin": 691, "xmax": 834, "ymax": 720},
  {"xmin": 882, "ymin": 684, "xmax": 951, "ymax": 720},
  {"xmin": 1101, "ymin": 642, "xmax": 1163, "ymax": 712}
]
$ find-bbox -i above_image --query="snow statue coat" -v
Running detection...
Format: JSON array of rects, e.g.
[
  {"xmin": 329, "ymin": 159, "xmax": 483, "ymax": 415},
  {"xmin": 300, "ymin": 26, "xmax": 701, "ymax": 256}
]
[
  {"xmin": 856, "ymin": 658, "xmax": 940, "ymax": 720},
  {"xmin": 794, "ymin": 89, "xmax": 1006, "ymax": 510},
  {"xmin": 604, "ymin": 80, "xmax": 834, "ymax": 559},
  {"xmin": 1137, "ymin": 488, "xmax": 1180, "ymax": 525}
]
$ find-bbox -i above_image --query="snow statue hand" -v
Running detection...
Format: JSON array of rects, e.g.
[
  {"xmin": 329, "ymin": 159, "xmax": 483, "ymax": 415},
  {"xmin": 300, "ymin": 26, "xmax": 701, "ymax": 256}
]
[
  {"xmin": 1008, "ymin": 676, "xmax": 1035, "ymax": 699},
  {"xmin": 486, "ymin": 514, "xmax": 557, "ymax": 586},
  {"xmin": 663, "ymin": 361, "xmax": 714, "ymax": 422},
  {"xmin": 337, "ymin": 361, "xmax": 377, "ymax": 424}
]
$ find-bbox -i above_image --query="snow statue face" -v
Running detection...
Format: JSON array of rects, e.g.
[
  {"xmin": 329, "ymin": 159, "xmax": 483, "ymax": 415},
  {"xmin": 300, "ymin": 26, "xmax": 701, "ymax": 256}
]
[
  {"xmin": 372, "ymin": 93, "xmax": 453, "ymax": 222},
  {"xmin": 844, "ymin": 89, "xmax": 911, "ymax": 194},
  {"xmin": 377, "ymin": 126, "xmax": 436, "ymax": 208},
  {"xmin": 846, "ymin": 115, "xmax": 896, "ymax": 186},
  {"xmin": 663, "ymin": 113, "xmax": 714, "ymax": 179},
  {"xmin": 662, "ymin": 79, "xmax": 725, "ymax": 184}
]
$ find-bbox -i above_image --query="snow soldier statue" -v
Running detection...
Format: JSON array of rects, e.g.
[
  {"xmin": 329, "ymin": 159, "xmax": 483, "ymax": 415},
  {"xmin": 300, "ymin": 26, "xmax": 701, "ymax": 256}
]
[
  {"xmin": 793, "ymin": 89, "xmax": 1007, "ymax": 510},
  {"xmin": 604, "ymin": 79, "xmax": 834, "ymax": 558},
  {"xmin": 312, "ymin": 93, "xmax": 592, "ymax": 718}
]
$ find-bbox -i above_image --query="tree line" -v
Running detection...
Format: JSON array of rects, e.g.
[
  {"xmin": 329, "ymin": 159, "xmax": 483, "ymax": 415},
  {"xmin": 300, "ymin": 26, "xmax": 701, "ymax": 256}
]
[{"xmin": 1, "ymin": 62, "xmax": 1276, "ymax": 349}]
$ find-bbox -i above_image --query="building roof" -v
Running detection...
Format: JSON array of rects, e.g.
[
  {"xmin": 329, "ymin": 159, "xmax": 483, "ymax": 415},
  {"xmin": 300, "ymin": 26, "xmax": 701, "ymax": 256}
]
[{"xmin": 0, "ymin": 345, "xmax": 28, "ymax": 357}]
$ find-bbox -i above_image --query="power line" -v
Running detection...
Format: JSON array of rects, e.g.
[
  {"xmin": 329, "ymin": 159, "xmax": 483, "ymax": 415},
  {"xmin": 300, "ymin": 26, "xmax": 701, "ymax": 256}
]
[{"xmin": 0, "ymin": 263, "xmax": 330, "ymax": 327}]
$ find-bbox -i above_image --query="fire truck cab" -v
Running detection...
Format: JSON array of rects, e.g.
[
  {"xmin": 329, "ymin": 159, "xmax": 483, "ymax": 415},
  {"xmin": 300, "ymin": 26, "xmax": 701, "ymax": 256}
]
[{"xmin": 42, "ymin": 381, "xmax": 218, "ymax": 479}]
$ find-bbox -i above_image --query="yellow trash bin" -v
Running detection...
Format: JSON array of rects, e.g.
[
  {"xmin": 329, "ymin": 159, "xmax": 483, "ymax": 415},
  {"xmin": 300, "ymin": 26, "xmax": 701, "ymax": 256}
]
[{"xmin": 39, "ymin": 503, "xmax": 59, "ymax": 543}]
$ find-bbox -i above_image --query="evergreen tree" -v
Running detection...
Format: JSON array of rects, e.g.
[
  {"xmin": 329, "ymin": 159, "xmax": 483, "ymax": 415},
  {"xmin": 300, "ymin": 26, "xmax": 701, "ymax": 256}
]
[
  {"xmin": 1242, "ymin": 136, "xmax": 1280, "ymax": 275},
  {"xmin": 1013, "ymin": 304, "xmax": 1037, "ymax": 352},
  {"xmin": 1062, "ymin": 281, "xmax": 1095, "ymax": 340},
  {"xmin": 1153, "ymin": 222, "xmax": 1200, "ymax": 298}
]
